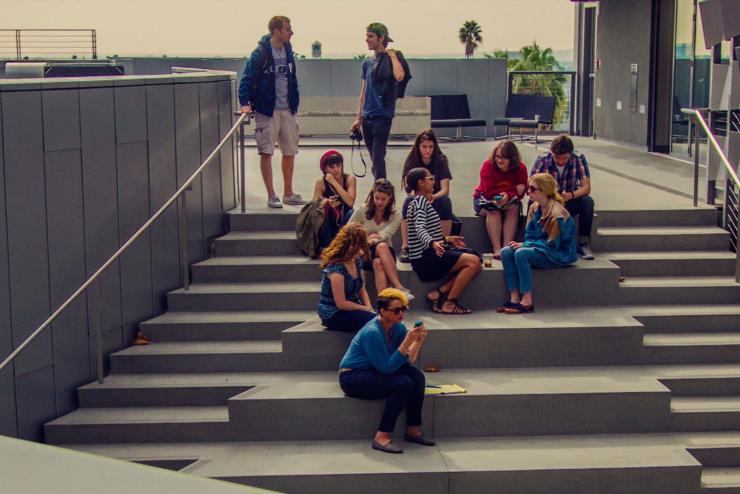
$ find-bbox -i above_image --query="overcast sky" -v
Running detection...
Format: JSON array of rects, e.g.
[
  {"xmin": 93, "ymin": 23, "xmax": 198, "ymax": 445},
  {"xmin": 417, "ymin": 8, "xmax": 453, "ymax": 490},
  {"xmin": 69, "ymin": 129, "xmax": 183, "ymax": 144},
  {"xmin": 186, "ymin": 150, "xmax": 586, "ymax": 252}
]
[{"xmin": 4, "ymin": 0, "xmax": 575, "ymax": 58}]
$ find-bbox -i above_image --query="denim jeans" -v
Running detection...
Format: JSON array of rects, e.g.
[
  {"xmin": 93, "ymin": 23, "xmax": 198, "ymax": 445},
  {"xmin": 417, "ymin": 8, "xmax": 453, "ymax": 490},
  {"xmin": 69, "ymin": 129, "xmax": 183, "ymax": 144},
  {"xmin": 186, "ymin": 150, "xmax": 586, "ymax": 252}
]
[
  {"xmin": 339, "ymin": 365, "xmax": 425, "ymax": 433},
  {"xmin": 501, "ymin": 246, "xmax": 560, "ymax": 294},
  {"xmin": 362, "ymin": 116, "xmax": 393, "ymax": 180},
  {"xmin": 318, "ymin": 207, "xmax": 354, "ymax": 252},
  {"xmin": 323, "ymin": 309, "xmax": 376, "ymax": 333}
]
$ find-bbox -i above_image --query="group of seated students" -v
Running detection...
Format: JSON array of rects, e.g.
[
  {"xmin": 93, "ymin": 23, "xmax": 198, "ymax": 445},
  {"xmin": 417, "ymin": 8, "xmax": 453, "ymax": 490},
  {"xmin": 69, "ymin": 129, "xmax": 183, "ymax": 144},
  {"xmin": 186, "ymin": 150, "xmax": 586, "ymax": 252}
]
[{"xmin": 306, "ymin": 131, "xmax": 594, "ymax": 453}]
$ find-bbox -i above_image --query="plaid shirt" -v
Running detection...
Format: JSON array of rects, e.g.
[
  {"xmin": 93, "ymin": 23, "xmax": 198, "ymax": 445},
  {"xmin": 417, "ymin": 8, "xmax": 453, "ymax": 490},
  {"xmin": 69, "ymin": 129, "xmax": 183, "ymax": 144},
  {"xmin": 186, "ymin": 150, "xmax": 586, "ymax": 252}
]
[{"xmin": 530, "ymin": 151, "xmax": 590, "ymax": 193}]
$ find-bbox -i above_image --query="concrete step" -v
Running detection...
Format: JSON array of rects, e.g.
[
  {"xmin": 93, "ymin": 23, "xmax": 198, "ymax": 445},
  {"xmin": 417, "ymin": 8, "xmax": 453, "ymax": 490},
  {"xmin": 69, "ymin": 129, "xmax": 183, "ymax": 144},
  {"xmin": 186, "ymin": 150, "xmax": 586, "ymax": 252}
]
[
  {"xmin": 602, "ymin": 251, "xmax": 736, "ymax": 277},
  {"xmin": 78, "ymin": 378, "xmax": 252, "ymax": 407},
  {"xmin": 596, "ymin": 208, "xmax": 718, "ymax": 227},
  {"xmin": 401, "ymin": 259, "xmax": 620, "ymax": 308},
  {"xmin": 672, "ymin": 397, "xmax": 740, "ymax": 432},
  {"xmin": 44, "ymin": 406, "xmax": 233, "ymax": 444},
  {"xmin": 227, "ymin": 210, "xmax": 298, "ymax": 232},
  {"xmin": 109, "ymin": 341, "xmax": 286, "ymax": 373},
  {"xmin": 701, "ymin": 467, "xmax": 740, "ymax": 493},
  {"xmin": 636, "ymin": 310, "xmax": 740, "ymax": 334},
  {"xmin": 283, "ymin": 309, "xmax": 645, "ymax": 370},
  {"xmin": 643, "ymin": 333, "xmax": 740, "ymax": 365},
  {"xmin": 617, "ymin": 276, "xmax": 740, "ymax": 305},
  {"xmin": 227, "ymin": 369, "xmax": 671, "ymax": 440},
  {"xmin": 66, "ymin": 435, "xmax": 702, "ymax": 494},
  {"xmin": 661, "ymin": 370, "xmax": 740, "ymax": 397},
  {"xmin": 139, "ymin": 311, "xmax": 313, "ymax": 341},
  {"xmin": 593, "ymin": 226, "xmax": 728, "ymax": 252},
  {"xmin": 166, "ymin": 282, "xmax": 320, "ymax": 312},
  {"xmin": 192, "ymin": 256, "xmax": 321, "ymax": 283},
  {"xmin": 213, "ymin": 231, "xmax": 303, "ymax": 257},
  {"xmin": 685, "ymin": 431, "xmax": 740, "ymax": 467}
]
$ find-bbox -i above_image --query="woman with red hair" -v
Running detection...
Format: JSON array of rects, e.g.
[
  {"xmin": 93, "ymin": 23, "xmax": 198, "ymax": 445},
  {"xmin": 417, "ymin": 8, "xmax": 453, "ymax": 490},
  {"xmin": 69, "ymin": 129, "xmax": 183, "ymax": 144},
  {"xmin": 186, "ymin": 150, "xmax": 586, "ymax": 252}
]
[{"xmin": 312, "ymin": 150, "xmax": 357, "ymax": 252}]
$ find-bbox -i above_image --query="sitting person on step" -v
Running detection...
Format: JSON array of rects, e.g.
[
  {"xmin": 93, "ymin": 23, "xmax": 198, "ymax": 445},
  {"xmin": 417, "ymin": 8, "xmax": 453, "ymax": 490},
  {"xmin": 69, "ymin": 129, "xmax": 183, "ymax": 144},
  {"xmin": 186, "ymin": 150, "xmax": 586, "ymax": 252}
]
[
  {"xmin": 406, "ymin": 167, "xmax": 481, "ymax": 315},
  {"xmin": 473, "ymin": 139, "xmax": 528, "ymax": 259},
  {"xmin": 399, "ymin": 129, "xmax": 454, "ymax": 262},
  {"xmin": 317, "ymin": 223, "xmax": 376, "ymax": 332},
  {"xmin": 313, "ymin": 150, "xmax": 357, "ymax": 253},
  {"xmin": 338, "ymin": 288, "xmax": 434, "ymax": 454},
  {"xmin": 349, "ymin": 179, "xmax": 414, "ymax": 300},
  {"xmin": 530, "ymin": 134, "xmax": 594, "ymax": 259},
  {"xmin": 498, "ymin": 173, "xmax": 577, "ymax": 314}
]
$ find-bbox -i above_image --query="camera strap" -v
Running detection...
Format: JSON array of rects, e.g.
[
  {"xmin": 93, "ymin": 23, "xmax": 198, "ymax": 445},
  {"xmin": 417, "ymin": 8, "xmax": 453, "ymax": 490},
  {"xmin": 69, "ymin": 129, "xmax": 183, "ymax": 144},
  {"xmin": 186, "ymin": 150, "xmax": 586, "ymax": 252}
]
[{"xmin": 350, "ymin": 137, "xmax": 367, "ymax": 178}]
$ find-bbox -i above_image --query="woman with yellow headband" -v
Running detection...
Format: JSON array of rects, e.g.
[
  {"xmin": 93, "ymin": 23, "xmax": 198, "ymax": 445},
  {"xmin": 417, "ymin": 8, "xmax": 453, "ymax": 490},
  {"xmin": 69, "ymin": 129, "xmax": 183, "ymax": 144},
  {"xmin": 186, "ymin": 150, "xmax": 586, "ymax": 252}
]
[
  {"xmin": 338, "ymin": 288, "xmax": 434, "ymax": 454},
  {"xmin": 498, "ymin": 173, "xmax": 577, "ymax": 314}
]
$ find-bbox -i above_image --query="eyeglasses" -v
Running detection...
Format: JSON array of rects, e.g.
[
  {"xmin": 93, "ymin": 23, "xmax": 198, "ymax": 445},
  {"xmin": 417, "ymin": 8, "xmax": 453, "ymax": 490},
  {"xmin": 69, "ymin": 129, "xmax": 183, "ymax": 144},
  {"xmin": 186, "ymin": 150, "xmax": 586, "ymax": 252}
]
[
  {"xmin": 528, "ymin": 186, "xmax": 542, "ymax": 193},
  {"xmin": 387, "ymin": 306, "xmax": 408, "ymax": 315},
  {"xmin": 424, "ymin": 176, "xmax": 436, "ymax": 182}
]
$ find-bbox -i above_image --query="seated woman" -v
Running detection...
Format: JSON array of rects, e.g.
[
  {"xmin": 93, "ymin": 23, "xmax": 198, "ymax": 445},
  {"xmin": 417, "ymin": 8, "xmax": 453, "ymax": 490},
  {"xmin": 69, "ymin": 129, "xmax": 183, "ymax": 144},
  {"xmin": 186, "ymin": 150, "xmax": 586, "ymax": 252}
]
[
  {"xmin": 349, "ymin": 179, "xmax": 413, "ymax": 300},
  {"xmin": 406, "ymin": 167, "xmax": 482, "ymax": 315},
  {"xmin": 499, "ymin": 173, "xmax": 578, "ymax": 314},
  {"xmin": 339, "ymin": 288, "xmax": 434, "ymax": 454},
  {"xmin": 317, "ymin": 222, "xmax": 376, "ymax": 332},
  {"xmin": 313, "ymin": 150, "xmax": 357, "ymax": 253},
  {"xmin": 400, "ymin": 129, "xmax": 454, "ymax": 262},
  {"xmin": 473, "ymin": 140, "xmax": 528, "ymax": 259}
]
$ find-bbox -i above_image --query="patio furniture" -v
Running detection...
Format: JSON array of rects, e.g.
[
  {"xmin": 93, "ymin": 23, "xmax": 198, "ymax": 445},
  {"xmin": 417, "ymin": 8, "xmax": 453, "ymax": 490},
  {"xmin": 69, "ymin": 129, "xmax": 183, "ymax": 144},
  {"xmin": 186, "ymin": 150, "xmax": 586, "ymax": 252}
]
[
  {"xmin": 430, "ymin": 94, "xmax": 487, "ymax": 140},
  {"xmin": 494, "ymin": 94, "xmax": 557, "ymax": 143}
]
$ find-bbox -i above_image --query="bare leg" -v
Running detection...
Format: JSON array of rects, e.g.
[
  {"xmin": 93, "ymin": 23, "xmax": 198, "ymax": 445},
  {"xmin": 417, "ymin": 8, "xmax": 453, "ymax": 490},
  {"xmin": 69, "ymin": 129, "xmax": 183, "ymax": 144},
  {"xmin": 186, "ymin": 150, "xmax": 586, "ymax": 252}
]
[
  {"xmin": 260, "ymin": 153, "xmax": 276, "ymax": 197},
  {"xmin": 375, "ymin": 243, "xmax": 404, "ymax": 289},
  {"xmin": 440, "ymin": 219, "xmax": 452, "ymax": 237},
  {"xmin": 281, "ymin": 154, "xmax": 295, "ymax": 197},
  {"xmin": 375, "ymin": 431, "xmax": 393, "ymax": 446},
  {"xmin": 484, "ymin": 210, "xmax": 503, "ymax": 256},
  {"xmin": 509, "ymin": 288, "xmax": 521, "ymax": 304},
  {"xmin": 442, "ymin": 254, "xmax": 482, "ymax": 310},
  {"xmin": 502, "ymin": 207, "xmax": 519, "ymax": 246},
  {"xmin": 373, "ymin": 258, "xmax": 389, "ymax": 292},
  {"xmin": 520, "ymin": 291, "xmax": 533, "ymax": 306}
]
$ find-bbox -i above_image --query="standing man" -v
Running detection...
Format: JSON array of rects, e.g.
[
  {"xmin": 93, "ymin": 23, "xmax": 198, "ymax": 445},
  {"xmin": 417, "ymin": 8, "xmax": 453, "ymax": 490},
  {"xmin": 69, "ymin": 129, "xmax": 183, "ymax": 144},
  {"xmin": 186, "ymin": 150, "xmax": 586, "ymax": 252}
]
[
  {"xmin": 351, "ymin": 23, "xmax": 409, "ymax": 180},
  {"xmin": 530, "ymin": 135, "xmax": 595, "ymax": 259},
  {"xmin": 239, "ymin": 15, "xmax": 307, "ymax": 208}
]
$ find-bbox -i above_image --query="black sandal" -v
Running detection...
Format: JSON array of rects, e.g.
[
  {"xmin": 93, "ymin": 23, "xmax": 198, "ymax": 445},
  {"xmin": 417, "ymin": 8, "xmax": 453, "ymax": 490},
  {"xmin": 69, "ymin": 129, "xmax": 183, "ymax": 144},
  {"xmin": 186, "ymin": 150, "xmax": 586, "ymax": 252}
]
[
  {"xmin": 427, "ymin": 289, "xmax": 444, "ymax": 313},
  {"xmin": 440, "ymin": 298, "xmax": 472, "ymax": 315}
]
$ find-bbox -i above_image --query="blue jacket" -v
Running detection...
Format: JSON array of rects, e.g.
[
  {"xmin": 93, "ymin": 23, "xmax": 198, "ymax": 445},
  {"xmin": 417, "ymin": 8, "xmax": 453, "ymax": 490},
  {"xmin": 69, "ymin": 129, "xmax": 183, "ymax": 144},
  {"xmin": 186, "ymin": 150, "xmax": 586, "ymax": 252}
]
[
  {"xmin": 523, "ymin": 201, "xmax": 577, "ymax": 266},
  {"xmin": 238, "ymin": 34, "xmax": 299, "ymax": 117},
  {"xmin": 339, "ymin": 318, "xmax": 409, "ymax": 374}
]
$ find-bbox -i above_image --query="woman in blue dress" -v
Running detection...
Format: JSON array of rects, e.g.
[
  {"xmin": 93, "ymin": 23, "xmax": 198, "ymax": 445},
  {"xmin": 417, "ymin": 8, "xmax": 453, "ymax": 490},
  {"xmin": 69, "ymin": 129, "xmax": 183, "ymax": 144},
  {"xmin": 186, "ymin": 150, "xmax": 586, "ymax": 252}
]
[{"xmin": 498, "ymin": 173, "xmax": 578, "ymax": 314}]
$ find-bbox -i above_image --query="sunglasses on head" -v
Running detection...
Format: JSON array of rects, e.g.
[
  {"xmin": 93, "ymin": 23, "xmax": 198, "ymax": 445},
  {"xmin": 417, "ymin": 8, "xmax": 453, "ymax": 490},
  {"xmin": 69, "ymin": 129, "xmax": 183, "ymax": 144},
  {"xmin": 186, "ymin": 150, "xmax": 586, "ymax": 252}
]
[
  {"xmin": 387, "ymin": 306, "xmax": 408, "ymax": 315},
  {"xmin": 528, "ymin": 185, "xmax": 542, "ymax": 193}
]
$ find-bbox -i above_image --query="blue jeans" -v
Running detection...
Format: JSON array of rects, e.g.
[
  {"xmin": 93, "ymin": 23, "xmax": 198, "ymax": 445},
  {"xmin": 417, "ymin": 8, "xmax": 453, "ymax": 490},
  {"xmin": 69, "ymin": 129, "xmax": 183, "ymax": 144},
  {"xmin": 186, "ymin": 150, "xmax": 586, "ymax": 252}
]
[
  {"xmin": 323, "ymin": 309, "xmax": 376, "ymax": 333},
  {"xmin": 501, "ymin": 246, "xmax": 559, "ymax": 294},
  {"xmin": 339, "ymin": 365, "xmax": 425, "ymax": 433},
  {"xmin": 362, "ymin": 116, "xmax": 392, "ymax": 180}
]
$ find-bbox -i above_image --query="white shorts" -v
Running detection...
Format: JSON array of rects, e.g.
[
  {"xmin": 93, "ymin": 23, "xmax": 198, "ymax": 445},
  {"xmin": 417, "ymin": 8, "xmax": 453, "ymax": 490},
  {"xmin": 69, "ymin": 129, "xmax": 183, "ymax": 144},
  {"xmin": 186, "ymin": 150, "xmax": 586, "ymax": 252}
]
[{"xmin": 254, "ymin": 109, "xmax": 299, "ymax": 156}]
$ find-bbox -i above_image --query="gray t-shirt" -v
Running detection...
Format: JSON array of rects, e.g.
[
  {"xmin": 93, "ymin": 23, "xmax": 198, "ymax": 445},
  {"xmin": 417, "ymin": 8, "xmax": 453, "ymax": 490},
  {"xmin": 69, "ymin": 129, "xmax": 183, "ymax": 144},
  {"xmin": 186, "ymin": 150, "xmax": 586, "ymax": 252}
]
[{"xmin": 272, "ymin": 45, "xmax": 289, "ymax": 110}]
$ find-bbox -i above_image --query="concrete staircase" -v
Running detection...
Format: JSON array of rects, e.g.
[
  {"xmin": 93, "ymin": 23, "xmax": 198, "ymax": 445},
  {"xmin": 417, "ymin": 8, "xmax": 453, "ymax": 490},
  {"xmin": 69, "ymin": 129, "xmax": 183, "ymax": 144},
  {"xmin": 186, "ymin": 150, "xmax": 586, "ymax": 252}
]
[{"xmin": 44, "ymin": 207, "xmax": 740, "ymax": 494}]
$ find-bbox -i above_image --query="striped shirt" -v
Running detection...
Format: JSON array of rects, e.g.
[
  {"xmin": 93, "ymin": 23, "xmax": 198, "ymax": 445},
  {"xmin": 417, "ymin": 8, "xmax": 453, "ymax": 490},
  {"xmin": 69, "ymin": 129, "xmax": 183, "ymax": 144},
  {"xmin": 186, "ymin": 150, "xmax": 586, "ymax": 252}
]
[{"xmin": 407, "ymin": 195, "xmax": 444, "ymax": 260}]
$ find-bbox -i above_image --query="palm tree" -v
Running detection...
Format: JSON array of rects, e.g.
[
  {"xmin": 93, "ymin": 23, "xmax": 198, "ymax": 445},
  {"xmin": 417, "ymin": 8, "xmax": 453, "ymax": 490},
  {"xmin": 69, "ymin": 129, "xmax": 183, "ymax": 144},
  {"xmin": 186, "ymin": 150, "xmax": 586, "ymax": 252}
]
[{"xmin": 459, "ymin": 20, "xmax": 482, "ymax": 58}]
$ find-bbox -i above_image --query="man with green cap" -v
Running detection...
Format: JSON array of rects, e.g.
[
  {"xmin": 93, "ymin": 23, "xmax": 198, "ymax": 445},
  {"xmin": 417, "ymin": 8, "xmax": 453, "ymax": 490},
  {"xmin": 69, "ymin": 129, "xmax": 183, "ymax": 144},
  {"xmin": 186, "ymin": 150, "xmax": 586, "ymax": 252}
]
[{"xmin": 351, "ymin": 22, "xmax": 410, "ymax": 180}]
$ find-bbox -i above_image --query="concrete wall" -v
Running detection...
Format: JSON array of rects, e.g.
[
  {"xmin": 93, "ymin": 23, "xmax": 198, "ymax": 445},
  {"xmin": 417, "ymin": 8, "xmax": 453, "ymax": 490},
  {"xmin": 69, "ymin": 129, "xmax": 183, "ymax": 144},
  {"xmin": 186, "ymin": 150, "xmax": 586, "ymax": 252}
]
[
  {"xmin": 593, "ymin": 0, "xmax": 653, "ymax": 146},
  {"xmin": 116, "ymin": 57, "xmax": 508, "ymax": 138},
  {"xmin": 0, "ymin": 71, "xmax": 236, "ymax": 440}
]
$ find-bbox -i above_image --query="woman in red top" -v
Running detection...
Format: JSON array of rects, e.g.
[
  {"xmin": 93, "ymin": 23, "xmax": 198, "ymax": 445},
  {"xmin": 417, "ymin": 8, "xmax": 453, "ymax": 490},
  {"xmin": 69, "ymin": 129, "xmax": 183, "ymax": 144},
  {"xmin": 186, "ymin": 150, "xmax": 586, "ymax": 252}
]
[{"xmin": 473, "ymin": 140, "xmax": 528, "ymax": 258}]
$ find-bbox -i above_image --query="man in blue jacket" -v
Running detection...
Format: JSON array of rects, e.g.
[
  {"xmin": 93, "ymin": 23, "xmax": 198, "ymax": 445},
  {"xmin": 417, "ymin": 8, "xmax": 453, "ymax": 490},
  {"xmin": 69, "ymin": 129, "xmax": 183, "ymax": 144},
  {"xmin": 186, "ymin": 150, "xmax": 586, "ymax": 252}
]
[{"xmin": 239, "ymin": 15, "xmax": 306, "ymax": 208}]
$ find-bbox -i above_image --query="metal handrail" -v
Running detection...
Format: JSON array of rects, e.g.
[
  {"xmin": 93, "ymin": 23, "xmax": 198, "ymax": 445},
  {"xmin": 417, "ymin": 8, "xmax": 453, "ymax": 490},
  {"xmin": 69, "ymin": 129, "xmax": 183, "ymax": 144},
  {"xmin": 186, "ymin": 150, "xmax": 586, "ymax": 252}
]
[
  {"xmin": 0, "ymin": 111, "xmax": 250, "ymax": 382},
  {"xmin": 682, "ymin": 108, "xmax": 740, "ymax": 282}
]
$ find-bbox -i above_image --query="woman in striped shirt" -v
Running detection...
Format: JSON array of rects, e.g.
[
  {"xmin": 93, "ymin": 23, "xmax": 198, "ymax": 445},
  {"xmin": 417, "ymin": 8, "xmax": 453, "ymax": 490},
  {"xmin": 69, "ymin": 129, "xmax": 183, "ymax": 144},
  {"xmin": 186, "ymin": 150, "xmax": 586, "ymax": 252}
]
[{"xmin": 406, "ymin": 167, "xmax": 481, "ymax": 314}]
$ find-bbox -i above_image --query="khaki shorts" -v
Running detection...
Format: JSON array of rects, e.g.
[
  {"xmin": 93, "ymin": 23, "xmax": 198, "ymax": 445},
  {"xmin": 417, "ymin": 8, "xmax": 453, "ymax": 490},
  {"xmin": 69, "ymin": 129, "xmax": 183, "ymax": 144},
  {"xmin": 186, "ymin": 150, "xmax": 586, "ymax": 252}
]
[{"xmin": 254, "ymin": 110, "xmax": 299, "ymax": 156}]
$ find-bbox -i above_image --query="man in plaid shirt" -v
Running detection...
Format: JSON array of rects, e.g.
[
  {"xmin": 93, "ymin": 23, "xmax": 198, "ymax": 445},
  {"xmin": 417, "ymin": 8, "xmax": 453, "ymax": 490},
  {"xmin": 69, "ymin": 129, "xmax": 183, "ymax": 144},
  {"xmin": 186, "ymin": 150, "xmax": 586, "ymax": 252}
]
[{"xmin": 530, "ymin": 135, "xmax": 595, "ymax": 259}]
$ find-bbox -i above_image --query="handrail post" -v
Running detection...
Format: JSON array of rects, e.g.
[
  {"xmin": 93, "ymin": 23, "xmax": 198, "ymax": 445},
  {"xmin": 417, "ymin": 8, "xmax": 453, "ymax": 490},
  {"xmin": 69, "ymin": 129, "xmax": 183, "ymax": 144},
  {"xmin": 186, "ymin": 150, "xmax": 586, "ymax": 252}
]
[
  {"xmin": 240, "ymin": 117, "xmax": 247, "ymax": 213},
  {"xmin": 179, "ymin": 191, "xmax": 190, "ymax": 291},
  {"xmin": 91, "ymin": 280, "xmax": 104, "ymax": 384},
  {"xmin": 693, "ymin": 115, "xmax": 700, "ymax": 207},
  {"xmin": 736, "ymin": 193, "xmax": 740, "ymax": 283}
]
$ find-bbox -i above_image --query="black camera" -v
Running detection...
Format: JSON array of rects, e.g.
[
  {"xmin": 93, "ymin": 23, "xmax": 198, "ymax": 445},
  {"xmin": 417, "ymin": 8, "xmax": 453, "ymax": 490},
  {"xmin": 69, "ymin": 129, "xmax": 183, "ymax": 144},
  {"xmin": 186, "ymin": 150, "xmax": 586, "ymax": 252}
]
[{"xmin": 350, "ymin": 128, "xmax": 363, "ymax": 142}]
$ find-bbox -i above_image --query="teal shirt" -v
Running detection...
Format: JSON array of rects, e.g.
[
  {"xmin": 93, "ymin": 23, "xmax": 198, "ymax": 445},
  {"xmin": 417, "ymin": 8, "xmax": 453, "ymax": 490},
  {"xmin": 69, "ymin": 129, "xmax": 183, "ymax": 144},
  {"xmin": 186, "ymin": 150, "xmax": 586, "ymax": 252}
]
[
  {"xmin": 339, "ymin": 318, "xmax": 409, "ymax": 374},
  {"xmin": 523, "ymin": 208, "xmax": 578, "ymax": 266}
]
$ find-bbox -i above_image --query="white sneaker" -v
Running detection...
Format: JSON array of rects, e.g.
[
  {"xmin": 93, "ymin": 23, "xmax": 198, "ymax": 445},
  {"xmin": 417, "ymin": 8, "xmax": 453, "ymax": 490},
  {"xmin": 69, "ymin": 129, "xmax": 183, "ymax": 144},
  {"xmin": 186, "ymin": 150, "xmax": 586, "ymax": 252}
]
[
  {"xmin": 400, "ymin": 288, "xmax": 415, "ymax": 301},
  {"xmin": 283, "ymin": 193, "xmax": 308, "ymax": 205},
  {"xmin": 267, "ymin": 195, "xmax": 283, "ymax": 209},
  {"xmin": 578, "ymin": 245, "xmax": 595, "ymax": 260}
]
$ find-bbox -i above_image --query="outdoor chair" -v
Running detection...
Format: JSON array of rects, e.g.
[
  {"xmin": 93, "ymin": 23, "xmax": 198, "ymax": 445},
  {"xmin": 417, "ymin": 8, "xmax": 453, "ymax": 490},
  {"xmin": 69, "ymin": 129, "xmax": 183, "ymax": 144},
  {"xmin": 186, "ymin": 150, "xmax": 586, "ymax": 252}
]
[
  {"xmin": 430, "ymin": 94, "xmax": 487, "ymax": 140},
  {"xmin": 493, "ymin": 94, "xmax": 556, "ymax": 143}
]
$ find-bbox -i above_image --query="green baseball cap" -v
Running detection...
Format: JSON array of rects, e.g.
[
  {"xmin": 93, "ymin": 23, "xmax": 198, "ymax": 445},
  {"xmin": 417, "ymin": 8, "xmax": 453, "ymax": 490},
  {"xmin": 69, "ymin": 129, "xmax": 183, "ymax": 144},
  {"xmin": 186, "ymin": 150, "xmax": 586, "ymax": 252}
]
[{"xmin": 367, "ymin": 22, "xmax": 393, "ymax": 42}]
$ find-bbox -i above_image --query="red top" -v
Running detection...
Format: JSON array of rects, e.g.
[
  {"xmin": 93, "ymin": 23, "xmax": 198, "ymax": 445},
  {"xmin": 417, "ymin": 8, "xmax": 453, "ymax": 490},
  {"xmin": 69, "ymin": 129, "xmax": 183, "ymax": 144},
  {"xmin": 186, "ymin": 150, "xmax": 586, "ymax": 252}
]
[{"xmin": 474, "ymin": 160, "xmax": 529, "ymax": 201}]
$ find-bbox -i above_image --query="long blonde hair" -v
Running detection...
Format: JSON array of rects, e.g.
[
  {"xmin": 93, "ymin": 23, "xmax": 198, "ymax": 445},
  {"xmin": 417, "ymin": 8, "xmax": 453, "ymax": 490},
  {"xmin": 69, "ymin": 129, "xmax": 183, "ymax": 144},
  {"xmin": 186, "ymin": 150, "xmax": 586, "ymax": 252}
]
[
  {"xmin": 528, "ymin": 173, "xmax": 568, "ymax": 241},
  {"xmin": 319, "ymin": 222, "xmax": 369, "ymax": 268}
]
